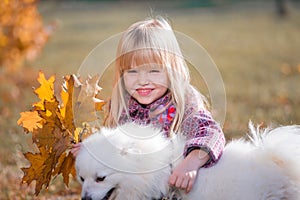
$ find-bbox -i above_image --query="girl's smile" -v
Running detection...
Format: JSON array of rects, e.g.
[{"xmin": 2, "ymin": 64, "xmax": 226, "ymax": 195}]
[{"xmin": 136, "ymin": 88, "xmax": 154, "ymax": 96}]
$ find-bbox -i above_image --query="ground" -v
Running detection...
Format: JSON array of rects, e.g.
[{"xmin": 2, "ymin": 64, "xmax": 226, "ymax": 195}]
[{"xmin": 0, "ymin": 1, "xmax": 299, "ymax": 199}]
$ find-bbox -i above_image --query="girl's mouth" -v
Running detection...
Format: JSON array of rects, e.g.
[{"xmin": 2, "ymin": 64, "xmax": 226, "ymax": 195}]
[{"xmin": 136, "ymin": 88, "xmax": 153, "ymax": 96}]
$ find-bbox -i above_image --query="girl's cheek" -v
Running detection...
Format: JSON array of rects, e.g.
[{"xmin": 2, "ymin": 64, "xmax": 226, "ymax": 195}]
[
  {"xmin": 124, "ymin": 79, "xmax": 138, "ymax": 94},
  {"xmin": 123, "ymin": 74, "xmax": 134, "ymax": 86}
]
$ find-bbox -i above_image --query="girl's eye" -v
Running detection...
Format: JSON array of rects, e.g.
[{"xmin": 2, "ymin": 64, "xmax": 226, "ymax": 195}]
[
  {"xmin": 95, "ymin": 176, "xmax": 106, "ymax": 182},
  {"xmin": 149, "ymin": 69, "xmax": 161, "ymax": 73},
  {"xmin": 126, "ymin": 69, "xmax": 138, "ymax": 73}
]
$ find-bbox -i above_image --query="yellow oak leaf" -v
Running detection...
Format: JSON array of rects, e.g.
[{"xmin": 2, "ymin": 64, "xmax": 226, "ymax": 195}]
[
  {"xmin": 94, "ymin": 96, "xmax": 105, "ymax": 111},
  {"xmin": 73, "ymin": 127, "xmax": 82, "ymax": 144},
  {"xmin": 33, "ymin": 71, "xmax": 55, "ymax": 109},
  {"xmin": 60, "ymin": 75, "xmax": 75, "ymax": 133},
  {"xmin": 17, "ymin": 111, "xmax": 44, "ymax": 132}
]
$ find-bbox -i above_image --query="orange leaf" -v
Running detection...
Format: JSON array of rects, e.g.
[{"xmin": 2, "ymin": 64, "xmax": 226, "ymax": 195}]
[
  {"xmin": 17, "ymin": 111, "xmax": 44, "ymax": 132},
  {"xmin": 94, "ymin": 97, "xmax": 105, "ymax": 111}
]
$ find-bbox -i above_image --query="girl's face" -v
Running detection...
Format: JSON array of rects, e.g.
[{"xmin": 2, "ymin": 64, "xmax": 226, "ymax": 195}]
[{"xmin": 123, "ymin": 64, "xmax": 169, "ymax": 105}]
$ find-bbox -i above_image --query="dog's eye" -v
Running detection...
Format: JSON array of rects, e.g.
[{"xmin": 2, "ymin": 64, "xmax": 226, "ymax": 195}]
[
  {"xmin": 80, "ymin": 176, "xmax": 85, "ymax": 182},
  {"xmin": 95, "ymin": 176, "xmax": 106, "ymax": 182}
]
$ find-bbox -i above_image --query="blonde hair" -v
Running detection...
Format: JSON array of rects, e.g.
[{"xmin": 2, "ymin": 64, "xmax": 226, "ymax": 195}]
[{"xmin": 104, "ymin": 16, "xmax": 204, "ymax": 133}]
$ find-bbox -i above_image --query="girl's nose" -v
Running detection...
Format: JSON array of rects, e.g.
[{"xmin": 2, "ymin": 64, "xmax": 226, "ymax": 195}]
[{"xmin": 137, "ymin": 71, "xmax": 149, "ymax": 85}]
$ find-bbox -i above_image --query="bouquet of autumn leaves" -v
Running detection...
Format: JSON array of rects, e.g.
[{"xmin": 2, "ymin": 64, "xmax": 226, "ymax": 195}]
[{"xmin": 17, "ymin": 71, "xmax": 105, "ymax": 195}]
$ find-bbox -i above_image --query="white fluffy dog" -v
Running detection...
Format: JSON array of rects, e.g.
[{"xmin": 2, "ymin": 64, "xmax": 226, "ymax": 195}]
[{"xmin": 75, "ymin": 123, "xmax": 300, "ymax": 200}]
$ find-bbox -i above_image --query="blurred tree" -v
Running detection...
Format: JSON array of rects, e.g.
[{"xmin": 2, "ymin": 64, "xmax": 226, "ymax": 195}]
[
  {"xmin": 0, "ymin": 0, "xmax": 55, "ymax": 72},
  {"xmin": 276, "ymin": 0, "xmax": 289, "ymax": 17}
]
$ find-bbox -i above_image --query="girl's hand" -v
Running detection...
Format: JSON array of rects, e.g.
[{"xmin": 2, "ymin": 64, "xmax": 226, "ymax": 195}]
[
  {"xmin": 168, "ymin": 149, "xmax": 209, "ymax": 193},
  {"xmin": 71, "ymin": 143, "xmax": 82, "ymax": 157}
]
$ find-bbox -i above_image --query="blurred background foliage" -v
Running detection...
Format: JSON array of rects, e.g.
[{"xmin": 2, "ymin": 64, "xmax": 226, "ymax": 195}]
[{"xmin": 0, "ymin": 0, "xmax": 299, "ymax": 199}]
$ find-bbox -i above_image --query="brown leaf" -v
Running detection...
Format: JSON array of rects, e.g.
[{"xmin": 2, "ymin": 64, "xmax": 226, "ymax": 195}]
[
  {"xmin": 53, "ymin": 152, "xmax": 76, "ymax": 186},
  {"xmin": 21, "ymin": 147, "xmax": 54, "ymax": 195},
  {"xmin": 73, "ymin": 74, "xmax": 105, "ymax": 127}
]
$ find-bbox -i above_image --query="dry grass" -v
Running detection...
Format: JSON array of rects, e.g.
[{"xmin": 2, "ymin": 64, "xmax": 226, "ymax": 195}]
[{"xmin": 1, "ymin": 1, "xmax": 299, "ymax": 199}]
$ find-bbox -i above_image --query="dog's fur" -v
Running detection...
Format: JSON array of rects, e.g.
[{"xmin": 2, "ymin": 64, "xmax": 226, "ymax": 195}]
[{"xmin": 75, "ymin": 123, "xmax": 300, "ymax": 200}]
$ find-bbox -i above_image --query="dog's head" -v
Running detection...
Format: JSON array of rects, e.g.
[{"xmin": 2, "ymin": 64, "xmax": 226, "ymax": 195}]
[
  {"xmin": 76, "ymin": 152, "xmax": 119, "ymax": 200},
  {"xmin": 76, "ymin": 160, "xmax": 117, "ymax": 200},
  {"xmin": 75, "ymin": 123, "xmax": 184, "ymax": 200}
]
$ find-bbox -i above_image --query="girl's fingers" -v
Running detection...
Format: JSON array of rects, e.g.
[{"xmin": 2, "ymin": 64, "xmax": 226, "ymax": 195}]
[
  {"xmin": 71, "ymin": 143, "xmax": 82, "ymax": 157},
  {"xmin": 72, "ymin": 143, "xmax": 81, "ymax": 148},
  {"xmin": 186, "ymin": 176, "xmax": 196, "ymax": 193},
  {"xmin": 70, "ymin": 148, "xmax": 78, "ymax": 156},
  {"xmin": 168, "ymin": 173, "xmax": 177, "ymax": 186},
  {"xmin": 175, "ymin": 176, "xmax": 183, "ymax": 188},
  {"xmin": 180, "ymin": 177, "xmax": 189, "ymax": 190},
  {"xmin": 169, "ymin": 172, "xmax": 197, "ymax": 193}
]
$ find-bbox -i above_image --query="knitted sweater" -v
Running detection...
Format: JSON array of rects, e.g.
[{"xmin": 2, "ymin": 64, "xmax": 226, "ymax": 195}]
[{"xmin": 118, "ymin": 90, "xmax": 225, "ymax": 167}]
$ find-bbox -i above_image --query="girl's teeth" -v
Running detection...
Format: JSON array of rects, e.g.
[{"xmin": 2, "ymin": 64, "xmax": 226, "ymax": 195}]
[{"xmin": 137, "ymin": 89, "xmax": 152, "ymax": 95}]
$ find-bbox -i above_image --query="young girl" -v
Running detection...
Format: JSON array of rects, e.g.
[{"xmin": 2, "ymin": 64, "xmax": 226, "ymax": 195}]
[{"xmin": 73, "ymin": 16, "xmax": 225, "ymax": 194}]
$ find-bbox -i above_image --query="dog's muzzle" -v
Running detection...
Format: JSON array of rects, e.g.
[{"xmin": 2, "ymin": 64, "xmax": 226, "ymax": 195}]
[
  {"xmin": 152, "ymin": 186, "xmax": 182, "ymax": 200},
  {"xmin": 81, "ymin": 188, "xmax": 116, "ymax": 200},
  {"xmin": 102, "ymin": 187, "xmax": 116, "ymax": 200},
  {"xmin": 82, "ymin": 196, "xmax": 92, "ymax": 200}
]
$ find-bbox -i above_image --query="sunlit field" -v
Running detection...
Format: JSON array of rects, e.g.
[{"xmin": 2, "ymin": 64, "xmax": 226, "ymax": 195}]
[{"xmin": 1, "ymin": 0, "xmax": 299, "ymax": 199}]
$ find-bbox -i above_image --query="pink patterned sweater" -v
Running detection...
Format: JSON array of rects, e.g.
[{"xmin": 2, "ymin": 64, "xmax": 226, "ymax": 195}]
[{"xmin": 118, "ymin": 91, "xmax": 225, "ymax": 167}]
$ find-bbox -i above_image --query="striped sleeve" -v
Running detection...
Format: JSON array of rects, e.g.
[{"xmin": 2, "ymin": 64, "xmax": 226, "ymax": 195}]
[{"xmin": 181, "ymin": 110, "xmax": 225, "ymax": 167}]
